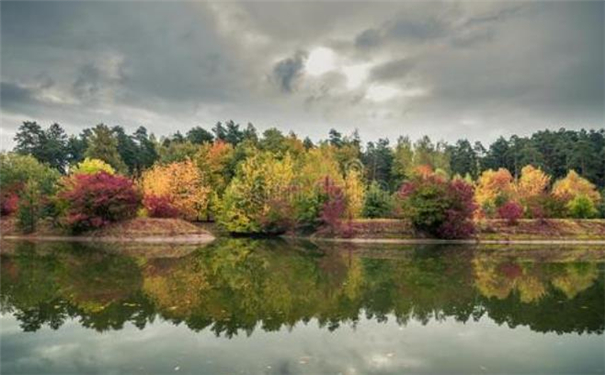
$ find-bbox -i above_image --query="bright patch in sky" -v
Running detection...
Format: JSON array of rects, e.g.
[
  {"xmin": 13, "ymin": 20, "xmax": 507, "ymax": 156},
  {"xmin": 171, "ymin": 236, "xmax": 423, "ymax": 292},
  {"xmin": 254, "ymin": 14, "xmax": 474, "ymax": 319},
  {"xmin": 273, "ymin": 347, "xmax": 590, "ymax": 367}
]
[
  {"xmin": 342, "ymin": 63, "xmax": 370, "ymax": 89},
  {"xmin": 305, "ymin": 47, "xmax": 336, "ymax": 76},
  {"xmin": 366, "ymin": 85, "xmax": 401, "ymax": 102}
]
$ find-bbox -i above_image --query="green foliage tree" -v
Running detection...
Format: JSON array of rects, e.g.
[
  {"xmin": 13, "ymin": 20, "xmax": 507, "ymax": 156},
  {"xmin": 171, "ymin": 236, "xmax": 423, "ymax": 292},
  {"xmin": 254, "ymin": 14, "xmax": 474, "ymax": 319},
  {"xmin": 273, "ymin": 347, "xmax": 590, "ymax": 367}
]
[
  {"xmin": 187, "ymin": 126, "xmax": 214, "ymax": 145},
  {"xmin": 84, "ymin": 124, "xmax": 127, "ymax": 173},
  {"xmin": 362, "ymin": 181, "xmax": 393, "ymax": 218},
  {"xmin": 567, "ymin": 195, "xmax": 598, "ymax": 219}
]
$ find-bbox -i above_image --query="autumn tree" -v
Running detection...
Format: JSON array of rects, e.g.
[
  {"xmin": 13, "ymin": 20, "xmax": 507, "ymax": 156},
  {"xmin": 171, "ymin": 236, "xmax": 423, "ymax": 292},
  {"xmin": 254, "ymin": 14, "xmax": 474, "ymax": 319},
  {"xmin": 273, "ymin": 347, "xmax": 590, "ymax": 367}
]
[
  {"xmin": 217, "ymin": 152, "xmax": 295, "ymax": 234},
  {"xmin": 475, "ymin": 168, "xmax": 514, "ymax": 216},
  {"xmin": 140, "ymin": 160, "xmax": 211, "ymax": 221},
  {"xmin": 71, "ymin": 158, "xmax": 115, "ymax": 175}
]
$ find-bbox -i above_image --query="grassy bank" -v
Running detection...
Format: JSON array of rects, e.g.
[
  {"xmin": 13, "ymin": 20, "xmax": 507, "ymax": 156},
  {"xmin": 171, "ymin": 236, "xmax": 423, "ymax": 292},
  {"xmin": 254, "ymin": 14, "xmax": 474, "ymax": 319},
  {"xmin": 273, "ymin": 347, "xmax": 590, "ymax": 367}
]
[
  {"xmin": 310, "ymin": 218, "xmax": 605, "ymax": 241},
  {"xmin": 0, "ymin": 217, "xmax": 215, "ymax": 244}
]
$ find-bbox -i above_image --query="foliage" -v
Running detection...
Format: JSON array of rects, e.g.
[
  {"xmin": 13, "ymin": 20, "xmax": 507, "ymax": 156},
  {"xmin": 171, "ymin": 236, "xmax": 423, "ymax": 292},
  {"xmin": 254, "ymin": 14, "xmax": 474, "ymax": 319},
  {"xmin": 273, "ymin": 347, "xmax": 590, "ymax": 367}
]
[
  {"xmin": 84, "ymin": 124, "xmax": 128, "ymax": 173},
  {"xmin": 398, "ymin": 173, "xmax": 476, "ymax": 239},
  {"xmin": 217, "ymin": 152, "xmax": 294, "ymax": 234},
  {"xmin": 0, "ymin": 153, "xmax": 60, "ymax": 229},
  {"xmin": 195, "ymin": 141, "xmax": 235, "ymax": 195},
  {"xmin": 142, "ymin": 195, "xmax": 180, "ymax": 218},
  {"xmin": 343, "ymin": 169, "xmax": 365, "ymax": 219},
  {"xmin": 566, "ymin": 195, "xmax": 598, "ymax": 219},
  {"xmin": 58, "ymin": 172, "xmax": 140, "ymax": 233},
  {"xmin": 140, "ymin": 160, "xmax": 211, "ymax": 221},
  {"xmin": 319, "ymin": 176, "xmax": 347, "ymax": 234},
  {"xmin": 362, "ymin": 181, "xmax": 393, "ymax": 218},
  {"xmin": 71, "ymin": 158, "xmax": 115, "ymax": 175},
  {"xmin": 0, "ymin": 192, "xmax": 19, "ymax": 216},
  {"xmin": 158, "ymin": 140, "xmax": 199, "ymax": 164},
  {"xmin": 516, "ymin": 165, "xmax": 550, "ymax": 200},
  {"xmin": 475, "ymin": 168, "xmax": 514, "ymax": 215},
  {"xmin": 552, "ymin": 170, "xmax": 601, "ymax": 206},
  {"xmin": 13, "ymin": 122, "xmax": 69, "ymax": 172},
  {"xmin": 497, "ymin": 201, "xmax": 524, "ymax": 225}
]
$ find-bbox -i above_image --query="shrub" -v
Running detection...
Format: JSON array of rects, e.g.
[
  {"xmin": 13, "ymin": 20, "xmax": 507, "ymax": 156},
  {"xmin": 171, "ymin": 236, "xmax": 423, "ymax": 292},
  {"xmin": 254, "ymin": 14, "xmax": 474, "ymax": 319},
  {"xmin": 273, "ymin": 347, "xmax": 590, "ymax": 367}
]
[
  {"xmin": 524, "ymin": 193, "xmax": 566, "ymax": 219},
  {"xmin": 58, "ymin": 172, "xmax": 140, "ymax": 233},
  {"xmin": 71, "ymin": 158, "xmax": 115, "ymax": 175},
  {"xmin": 567, "ymin": 195, "xmax": 598, "ymax": 219},
  {"xmin": 0, "ymin": 192, "xmax": 18, "ymax": 216},
  {"xmin": 143, "ymin": 195, "xmax": 180, "ymax": 218},
  {"xmin": 362, "ymin": 181, "xmax": 393, "ymax": 218},
  {"xmin": 497, "ymin": 201, "xmax": 523, "ymax": 225},
  {"xmin": 17, "ymin": 180, "xmax": 42, "ymax": 233},
  {"xmin": 398, "ymin": 174, "xmax": 476, "ymax": 239},
  {"xmin": 319, "ymin": 176, "xmax": 346, "ymax": 234}
]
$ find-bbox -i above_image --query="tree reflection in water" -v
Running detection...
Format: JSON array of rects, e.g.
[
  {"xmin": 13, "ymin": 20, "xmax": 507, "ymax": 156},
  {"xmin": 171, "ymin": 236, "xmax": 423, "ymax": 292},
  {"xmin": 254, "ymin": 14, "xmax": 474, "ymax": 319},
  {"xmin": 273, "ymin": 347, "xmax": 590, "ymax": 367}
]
[{"xmin": 1, "ymin": 240, "xmax": 603, "ymax": 336}]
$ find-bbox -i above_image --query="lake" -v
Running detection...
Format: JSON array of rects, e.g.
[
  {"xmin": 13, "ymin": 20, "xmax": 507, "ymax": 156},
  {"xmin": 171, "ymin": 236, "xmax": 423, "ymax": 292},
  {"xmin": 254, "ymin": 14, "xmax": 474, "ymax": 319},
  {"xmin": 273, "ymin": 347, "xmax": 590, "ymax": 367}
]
[{"xmin": 1, "ymin": 239, "xmax": 604, "ymax": 374}]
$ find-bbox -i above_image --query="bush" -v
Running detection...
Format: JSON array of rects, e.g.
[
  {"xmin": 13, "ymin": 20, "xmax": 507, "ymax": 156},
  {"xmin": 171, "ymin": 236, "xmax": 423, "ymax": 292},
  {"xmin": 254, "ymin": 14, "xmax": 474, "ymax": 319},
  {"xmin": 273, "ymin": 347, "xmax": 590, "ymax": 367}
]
[
  {"xmin": 398, "ymin": 174, "xmax": 476, "ymax": 239},
  {"xmin": 0, "ymin": 192, "xmax": 18, "ymax": 216},
  {"xmin": 319, "ymin": 176, "xmax": 346, "ymax": 234},
  {"xmin": 524, "ymin": 194, "xmax": 567, "ymax": 219},
  {"xmin": 362, "ymin": 181, "xmax": 393, "ymax": 218},
  {"xmin": 58, "ymin": 172, "xmax": 140, "ymax": 233},
  {"xmin": 497, "ymin": 201, "xmax": 523, "ymax": 225},
  {"xmin": 567, "ymin": 195, "xmax": 598, "ymax": 219},
  {"xmin": 143, "ymin": 195, "xmax": 180, "ymax": 218}
]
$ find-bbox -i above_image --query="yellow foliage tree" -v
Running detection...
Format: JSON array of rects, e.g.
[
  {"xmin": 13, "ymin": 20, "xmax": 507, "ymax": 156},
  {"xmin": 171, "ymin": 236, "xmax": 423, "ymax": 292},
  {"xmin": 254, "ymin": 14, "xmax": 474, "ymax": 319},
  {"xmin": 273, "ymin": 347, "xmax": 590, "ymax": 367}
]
[
  {"xmin": 297, "ymin": 145, "xmax": 343, "ymax": 191},
  {"xmin": 71, "ymin": 158, "xmax": 115, "ymax": 175},
  {"xmin": 343, "ymin": 169, "xmax": 365, "ymax": 219},
  {"xmin": 515, "ymin": 165, "xmax": 550, "ymax": 200},
  {"xmin": 552, "ymin": 170, "xmax": 601, "ymax": 205},
  {"xmin": 217, "ymin": 152, "xmax": 295, "ymax": 234},
  {"xmin": 140, "ymin": 160, "xmax": 211, "ymax": 221},
  {"xmin": 475, "ymin": 168, "xmax": 514, "ymax": 211}
]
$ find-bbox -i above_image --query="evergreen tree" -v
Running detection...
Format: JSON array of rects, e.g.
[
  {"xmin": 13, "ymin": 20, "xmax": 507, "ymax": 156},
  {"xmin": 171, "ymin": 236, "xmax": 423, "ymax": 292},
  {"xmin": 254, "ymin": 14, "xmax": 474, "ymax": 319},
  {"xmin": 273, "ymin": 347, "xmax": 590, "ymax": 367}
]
[
  {"xmin": 84, "ymin": 124, "xmax": 127, "ymax": 173},
  {"xmin": 187, "ymin": 126, "xmax": 214, "ymax": 145}
]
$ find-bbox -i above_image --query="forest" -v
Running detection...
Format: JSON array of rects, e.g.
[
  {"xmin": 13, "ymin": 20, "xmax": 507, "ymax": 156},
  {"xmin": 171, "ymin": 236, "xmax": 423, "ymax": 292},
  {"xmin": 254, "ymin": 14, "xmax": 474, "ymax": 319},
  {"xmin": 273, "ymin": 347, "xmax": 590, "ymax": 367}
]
[{"xmin": 1, "ymin": 120, "xmax": 604, "ymax": 238}]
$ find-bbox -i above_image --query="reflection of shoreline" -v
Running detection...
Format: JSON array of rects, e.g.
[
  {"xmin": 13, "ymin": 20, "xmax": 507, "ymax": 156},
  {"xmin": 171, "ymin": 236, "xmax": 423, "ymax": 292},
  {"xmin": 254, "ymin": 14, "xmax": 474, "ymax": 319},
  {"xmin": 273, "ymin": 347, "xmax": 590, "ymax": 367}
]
[{"xmin": 1, "ymin": 239, "xmax": 603, "ymax": 336}]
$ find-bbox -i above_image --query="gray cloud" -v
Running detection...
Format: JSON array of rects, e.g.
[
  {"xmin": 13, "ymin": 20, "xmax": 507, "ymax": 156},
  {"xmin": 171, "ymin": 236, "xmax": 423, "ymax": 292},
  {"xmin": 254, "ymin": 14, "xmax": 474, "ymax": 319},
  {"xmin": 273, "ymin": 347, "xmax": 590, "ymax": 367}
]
[
  {"xmin": 272, "ymin": 51, "xmax": 307, "ymax": 93},
  {"xmin": 0, "ymin": 1, "xmax": 602, "ymax": 148}
]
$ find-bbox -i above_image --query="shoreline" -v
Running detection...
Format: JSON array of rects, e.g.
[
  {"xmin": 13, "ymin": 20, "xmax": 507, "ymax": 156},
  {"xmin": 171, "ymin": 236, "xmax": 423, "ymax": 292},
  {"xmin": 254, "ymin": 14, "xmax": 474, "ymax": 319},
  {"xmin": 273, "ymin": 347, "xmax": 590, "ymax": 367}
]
[
  {"xmin": 2, "ymin": 233, "xmax": 605, "ymax": 245},
  {"xmin": 284, "ymin": 236, "xmax": 605, "ymax": 245},
  {"xmin": 0, "ymin": 233, "xmax": 216, "ymax": 244}
]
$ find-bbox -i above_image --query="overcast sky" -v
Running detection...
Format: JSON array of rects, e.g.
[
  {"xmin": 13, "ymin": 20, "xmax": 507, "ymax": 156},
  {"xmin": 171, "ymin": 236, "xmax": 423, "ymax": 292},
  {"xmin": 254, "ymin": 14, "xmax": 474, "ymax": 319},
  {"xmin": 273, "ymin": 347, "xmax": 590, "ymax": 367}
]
[{"xmin": 1, "ymin": 1, "xmax": 603, "ymax": 148}]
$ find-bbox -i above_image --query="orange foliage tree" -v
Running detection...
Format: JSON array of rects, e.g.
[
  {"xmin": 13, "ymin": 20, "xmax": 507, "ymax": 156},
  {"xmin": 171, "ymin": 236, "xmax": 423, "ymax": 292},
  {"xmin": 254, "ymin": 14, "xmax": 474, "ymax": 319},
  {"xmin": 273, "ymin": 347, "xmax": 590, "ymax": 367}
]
[{"xmin": 140, "ymin": 160, "xmax": 211, "ymax": 221}]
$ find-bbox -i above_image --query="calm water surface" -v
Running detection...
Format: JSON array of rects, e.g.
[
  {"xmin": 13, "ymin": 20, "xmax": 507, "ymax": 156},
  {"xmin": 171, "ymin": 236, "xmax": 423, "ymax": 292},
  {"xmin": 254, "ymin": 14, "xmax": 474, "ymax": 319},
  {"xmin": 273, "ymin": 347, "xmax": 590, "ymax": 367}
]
[{"xmin": 1, "ymin": 239, "xmax": 604, "ymax": 374}]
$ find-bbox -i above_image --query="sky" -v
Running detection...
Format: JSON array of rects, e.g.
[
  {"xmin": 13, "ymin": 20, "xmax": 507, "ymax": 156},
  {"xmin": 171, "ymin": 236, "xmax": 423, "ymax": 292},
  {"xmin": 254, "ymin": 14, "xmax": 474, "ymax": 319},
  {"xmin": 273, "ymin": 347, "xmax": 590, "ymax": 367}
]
[{"xmin": 1, "ymin": 1, "xmax": 603, "ymax": 149}]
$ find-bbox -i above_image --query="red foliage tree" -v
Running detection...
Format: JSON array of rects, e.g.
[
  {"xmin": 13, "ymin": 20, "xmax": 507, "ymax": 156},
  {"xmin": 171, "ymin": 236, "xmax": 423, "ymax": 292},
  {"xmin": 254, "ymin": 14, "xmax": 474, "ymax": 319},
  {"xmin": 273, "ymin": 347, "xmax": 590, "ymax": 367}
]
[
  {"xmin": 59, "ymin": 172, "xmax": 140, "ymax": 233},
  {"xmin": 398, "ymin": 174, "xmax": 477, "ymax": 239},
  {"xmin": 143, "ymin": 195, "xmax": 180, "ymax": 218},
  {"xmin": 497, "ymin": 201, "xmax": 523, "ymax": 225},
  {"xmin": 0, "ymin": 192, "xmax": 19, "ymax": 216},
  {"xmin": 319, "ymin": 176, "xmax": 347, "ymax": 234}
]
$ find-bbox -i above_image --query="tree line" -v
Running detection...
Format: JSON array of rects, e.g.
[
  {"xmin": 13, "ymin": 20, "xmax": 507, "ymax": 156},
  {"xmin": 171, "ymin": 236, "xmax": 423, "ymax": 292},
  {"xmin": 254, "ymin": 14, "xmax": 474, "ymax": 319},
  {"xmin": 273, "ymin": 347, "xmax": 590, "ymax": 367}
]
[
  {"xmin": 1, "ymin": 120, "xmax": 604, "ymax": 237},
  {"xmin": 11, "ymin": 121, "xmax": 605, "ymax": 188}
]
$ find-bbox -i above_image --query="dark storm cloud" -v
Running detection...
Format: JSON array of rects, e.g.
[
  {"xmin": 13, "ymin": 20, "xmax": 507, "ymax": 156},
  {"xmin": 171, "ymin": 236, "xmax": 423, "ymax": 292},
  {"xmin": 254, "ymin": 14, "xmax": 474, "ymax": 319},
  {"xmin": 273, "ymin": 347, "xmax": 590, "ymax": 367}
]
[
  {"xmin": 0, "ymin": 82, "xmax": 37, "ymax": 109},
  {"xmin": 355, "ymin": 29, "xmax": 382, "ymax": 48},
  {"xmin": 272, "ymin": 51, "xmax": 307, "ymax": 93},
  {"xmin": 370, "ymin": 59, "xmax": 415, "ymax": 82},
  {"xmin": 1, "ymin": 1, "xmax": 603, "ymax": 148}
]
